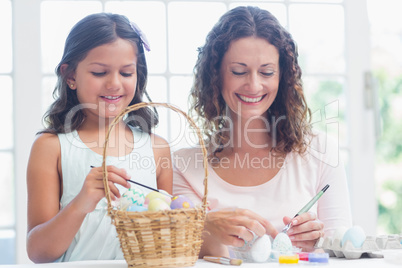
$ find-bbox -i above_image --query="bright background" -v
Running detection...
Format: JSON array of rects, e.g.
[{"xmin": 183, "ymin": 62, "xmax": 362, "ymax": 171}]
[{"xmin": 0, "ymin": 0, "xmax": 401, "ymax": 264}]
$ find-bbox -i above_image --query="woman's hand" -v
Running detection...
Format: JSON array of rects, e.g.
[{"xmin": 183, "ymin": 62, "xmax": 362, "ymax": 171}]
[
  {"xmin": 283, "ymin": 211, "xmax": 324, "ymax": 251},
  {"xmin": 73, "ymin": 166, "xmax": 131, "ymax": 214},
  {"xmin": 199, "ymin": 208, "xmax": 278, "ymax": 257}
]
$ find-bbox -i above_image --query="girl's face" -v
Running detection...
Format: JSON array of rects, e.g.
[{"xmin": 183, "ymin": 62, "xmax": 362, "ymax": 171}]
[
  {"xmin": 220, "ymin": 36, "xmax": 280, "ymax": 121},
  {"xmin": 70, "ymin": 38, "xmax": 138, "ymax": 121}
]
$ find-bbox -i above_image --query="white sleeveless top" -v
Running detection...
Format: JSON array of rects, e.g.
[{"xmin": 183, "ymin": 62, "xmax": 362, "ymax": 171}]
[{"xmin": 57, "ymin": 126, "xmax": 156, "ymax": 261}]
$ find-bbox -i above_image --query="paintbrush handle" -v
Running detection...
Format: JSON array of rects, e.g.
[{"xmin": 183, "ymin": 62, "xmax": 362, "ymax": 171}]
[
  {"xmin": 128, "ymin": 179, "xmax": 173, "ymax": 198},
  {"xmin": 90, "ymin": 166, "xmax": 173, "ymax": 198},
  {"xmin": 295, "ymin": 184, "xmax": 330, "ymax": 216},
  {"xmin": 282, "ymin": 184, "xmax": 330, "ymax": 233}
]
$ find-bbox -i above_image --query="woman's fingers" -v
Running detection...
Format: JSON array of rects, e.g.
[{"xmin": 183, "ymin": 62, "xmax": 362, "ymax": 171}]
[
  {"xmin": 283, "ymin": 212, "xmax": 324, "ymax": 252},
  {"xmin": 205, "ymin": 208, "xmax": 275, "ymax": 247}
]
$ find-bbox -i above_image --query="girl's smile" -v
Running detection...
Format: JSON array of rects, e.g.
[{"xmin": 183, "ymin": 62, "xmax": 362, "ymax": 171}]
[{"xmin": 101, "ymin": 95, "xmax": 123, "ymax": 103}]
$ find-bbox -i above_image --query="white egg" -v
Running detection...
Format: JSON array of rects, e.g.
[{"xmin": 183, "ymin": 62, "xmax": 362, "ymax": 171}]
[
  {"xmin": 249, "ymin": 234, "xmax": 271, "ymax": 263},
  {"xmin": 341, "ymin": 226, "xmax": 366, "ymax": 248},
  {"xmin": 333, "ymin": 226, "xmax": 348, "ymax": 247}
]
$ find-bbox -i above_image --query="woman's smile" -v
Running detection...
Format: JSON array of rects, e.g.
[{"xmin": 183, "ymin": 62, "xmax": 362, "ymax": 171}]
[{"xmin": 235, "ymin": 93, "xmax": 267, "ymax": 104}]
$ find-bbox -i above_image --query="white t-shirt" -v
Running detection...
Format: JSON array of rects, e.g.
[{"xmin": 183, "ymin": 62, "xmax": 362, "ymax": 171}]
[
  {"xmin": 57, "ymin": 126, "xmax": 156, "ymax": 261},
  {"xmin": 173, "ymin": 132, "xmax": 352, "ymax": 236}
]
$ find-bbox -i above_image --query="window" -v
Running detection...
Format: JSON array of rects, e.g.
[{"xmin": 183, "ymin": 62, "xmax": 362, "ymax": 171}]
[
  {"xmin": 0, "ymin": 0, "xmax": 14, "ymax": 264},
  {"xmin": 8, "ymin": 0, "xmax": 387, "ymax": 264}
]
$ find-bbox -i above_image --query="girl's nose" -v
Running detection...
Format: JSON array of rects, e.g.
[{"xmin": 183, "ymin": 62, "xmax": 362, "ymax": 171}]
[{"xmin": 106, "ymin": 72, "xmax": 122, "ymax": 91}]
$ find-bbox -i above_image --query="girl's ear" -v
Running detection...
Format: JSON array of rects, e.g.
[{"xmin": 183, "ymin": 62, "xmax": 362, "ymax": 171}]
[{"xmin": 60, "ymin": 64, "xmax": 77, "ymax": 90}]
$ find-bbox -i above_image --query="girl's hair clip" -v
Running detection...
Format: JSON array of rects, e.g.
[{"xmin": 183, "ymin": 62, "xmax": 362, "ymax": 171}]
[{"xmin": 130, "ymin": 21, "xmax": 151, "ymax": 52}]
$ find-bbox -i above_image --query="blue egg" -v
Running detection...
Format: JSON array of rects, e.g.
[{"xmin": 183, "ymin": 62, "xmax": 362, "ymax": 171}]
[
  {"xmin": 341, "ymin": 226, "xmax": 366, "ymax": 248},
  {"xmin": 127, "ymin": 204, "xmax": 148, "ymax": 212}
]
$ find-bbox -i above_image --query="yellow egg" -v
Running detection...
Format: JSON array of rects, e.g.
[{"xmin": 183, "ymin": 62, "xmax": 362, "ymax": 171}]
[
  {"xmin": 148, "ymin": 198, "xmax": 171, "ymax": 212},
  {"xmin": 145, "ymin": 190, "xmax": 171, "ymax": 205}
]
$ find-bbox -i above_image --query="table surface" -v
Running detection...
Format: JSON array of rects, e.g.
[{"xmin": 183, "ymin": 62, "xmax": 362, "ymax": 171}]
[{"xmin": 1, "ymin": 250, "xmax": 401, "ymax": 268}]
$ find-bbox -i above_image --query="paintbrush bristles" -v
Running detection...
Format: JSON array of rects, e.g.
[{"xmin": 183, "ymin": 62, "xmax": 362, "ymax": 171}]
[
  {"xmin": 203, "ymin": 256, "xmax": 242, "ymax": 266},
  {"xmin": 230, "ymin": 258, "xmax": 243, "ymax": 266}
]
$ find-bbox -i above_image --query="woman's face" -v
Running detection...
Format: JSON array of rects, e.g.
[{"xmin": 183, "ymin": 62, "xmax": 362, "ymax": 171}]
[{"xmin": 220, "ymin": 36, "xmax": 280, "ymax": 120}]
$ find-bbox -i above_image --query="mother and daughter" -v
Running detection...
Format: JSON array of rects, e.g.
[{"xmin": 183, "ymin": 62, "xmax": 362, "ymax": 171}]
[{"xmin": 26, "ymin": 6, "xmax": 351, "ymax": 263}]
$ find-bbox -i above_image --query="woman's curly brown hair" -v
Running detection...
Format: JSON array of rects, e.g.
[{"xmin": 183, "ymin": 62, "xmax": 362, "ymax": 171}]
[{"xmin": 190, "ymin": 6, "xmax": 312, "ymax": 158}]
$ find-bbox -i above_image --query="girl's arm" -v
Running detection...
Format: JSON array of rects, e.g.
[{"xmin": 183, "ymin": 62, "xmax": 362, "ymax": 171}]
[
  {"xmin": 26, "ymin": 134, "xmax": 131, "ymax": 263},
  {"xmin": 27, "ymin": 133, "xmax": 85, "ymax": 263},
  {"xmin": 150, "ymin": 133, "xmax": 173, "ymax": 194}
]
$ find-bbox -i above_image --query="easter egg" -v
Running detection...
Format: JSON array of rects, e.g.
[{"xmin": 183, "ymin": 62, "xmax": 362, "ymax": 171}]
[
  {"xmin": 341, "ymin": 226, "xmax": 366, "ymax": 248},
  {"xmin": 120, "ymin": 187, "xmax": 145, "ymax": 210},
  {"xmin": 145, "ymin": 190, "xmax": 171, "ymax": 205},
  {"xmin": 272, "ymin": 233, "xmax": 293, "ymax": 253},
  {"xmin": 148, "ymin": 198, "xmax": 171, "ymax": 212},
  {"xmin": 170, "ymin": 195, "xmax": 194, "ymax": 209},
  {"xmin": 249, "ymin": 234, "xmax": 272, "ymax": 263},
  {"xmin": 127, "ymin": 204, "xmax": 148, "ymax": 212}
]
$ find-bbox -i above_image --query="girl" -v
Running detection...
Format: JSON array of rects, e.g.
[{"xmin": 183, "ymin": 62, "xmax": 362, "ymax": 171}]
[{"xmin": 26, "ymin": 13, "xmax": 172, "ymax": 263}]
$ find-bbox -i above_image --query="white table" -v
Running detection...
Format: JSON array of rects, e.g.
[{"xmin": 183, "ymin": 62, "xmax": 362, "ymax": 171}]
[{"xmin": 1, "ymin": 251, "xmax": 401, "ymax": 268}]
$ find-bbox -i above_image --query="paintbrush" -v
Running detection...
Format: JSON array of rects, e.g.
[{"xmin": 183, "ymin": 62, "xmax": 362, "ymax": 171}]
[
  {"xmin": 203, "ymin": 256, "xmax": 242, "ymax": 266},
  {"xmin": 281, "ymin": 184, "xmax": 330, "ymax": 233},
  {"xmin": 90, "ymin": 165, "xmax": 173, "ymax": 198}
]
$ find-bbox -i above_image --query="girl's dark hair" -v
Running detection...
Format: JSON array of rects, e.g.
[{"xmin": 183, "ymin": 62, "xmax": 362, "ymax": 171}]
[
  {"xmin": 41, "ymin": 13, "xmax": 157, "ymax": 134},
  {"xmin": 191, "ymin": 6, "xmax": 312, "ymax": 157}
]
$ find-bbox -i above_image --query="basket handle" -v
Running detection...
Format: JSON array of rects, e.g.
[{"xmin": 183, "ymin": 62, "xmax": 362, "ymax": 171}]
[{"xmin": 101, "ymin": 102, "xmax": 208, "ymax": 215}]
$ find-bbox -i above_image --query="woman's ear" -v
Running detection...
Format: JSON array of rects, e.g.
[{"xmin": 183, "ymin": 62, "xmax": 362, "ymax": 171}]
[{"xmin": 60, "ymin": 64, "xmax": 76, "ymax": 90}]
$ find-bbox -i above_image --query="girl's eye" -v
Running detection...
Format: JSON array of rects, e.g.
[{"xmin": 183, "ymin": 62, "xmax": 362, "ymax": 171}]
[
  {"xmin": 91, "ymin": 72, "xmax": 106, "ymax": 77},
  {"xmin": 121, "ymin": 72, "xmax": 133, "ymax": 77}
]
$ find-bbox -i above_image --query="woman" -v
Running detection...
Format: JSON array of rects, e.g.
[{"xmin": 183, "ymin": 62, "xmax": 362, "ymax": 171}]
[{"xmin": 173, "ymin": 6, "xmax": 352, "ymax": 257}]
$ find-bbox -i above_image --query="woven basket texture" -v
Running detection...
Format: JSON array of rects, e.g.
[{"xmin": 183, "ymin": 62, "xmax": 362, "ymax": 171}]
[{"xmin": 102, "ymin": 102, "xmax": 208, "ymax": 267}]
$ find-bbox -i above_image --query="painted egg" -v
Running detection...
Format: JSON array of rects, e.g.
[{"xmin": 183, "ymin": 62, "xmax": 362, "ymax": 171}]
[
  {"xmin": 127, "ymin": 204, "xmax": 148, "ymax": 212},
  {"xmin": 341, "ymin": 226, "xmax": 366, "ymax": 248},
  {"xmin": 170, "ymin": 195, "xmax": 194, "ymax": 209},
  {"xmin": 148, "ymin": 198, "xmax": 171, "ymax": 212},
  {"xmin": 145, "ymin": 190, "xmax": 172, "ymax": 205},
  {"xmin": 120, "ymin": 187, "xmax": 145, "ymax": 210},
  {"xmin": 272, "ymin": 233, "xmax": 293, "ymax": 253}
]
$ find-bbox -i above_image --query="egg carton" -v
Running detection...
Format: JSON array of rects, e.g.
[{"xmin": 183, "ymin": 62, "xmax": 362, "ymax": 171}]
[
  {"xmin": 322, "ymin": 235, "xmax": 402, "ymax": 259},
  {"xmin": 375, "ymin": 234, "xmax": 402, "ymax": 250}
]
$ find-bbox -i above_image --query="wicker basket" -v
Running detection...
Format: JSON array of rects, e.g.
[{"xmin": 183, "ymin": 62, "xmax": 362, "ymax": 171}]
[{"xmin": 101, "ymin": 102, "xmax": 208, "ymax": 267}]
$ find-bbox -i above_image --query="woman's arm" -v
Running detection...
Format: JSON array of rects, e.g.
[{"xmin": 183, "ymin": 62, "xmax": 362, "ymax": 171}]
[
  {"xmin": 150, "ymin": 133, "xmax": 173, "ymax": 194},
  {"xmin": 172, "ymin": 155, "xmax": 278, "ymax": 258}
]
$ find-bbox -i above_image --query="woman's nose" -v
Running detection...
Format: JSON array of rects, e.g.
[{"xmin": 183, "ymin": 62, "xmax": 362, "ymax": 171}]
[{"xmin": 246, "ymin": 73, "xmax": 262, "ymax": 92}]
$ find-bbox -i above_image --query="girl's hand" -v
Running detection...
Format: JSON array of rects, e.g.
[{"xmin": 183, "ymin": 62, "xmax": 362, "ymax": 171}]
[
  {"xmin": 205, "ymin": 208, "xmax": 278, "ymax": 247},
  {"xmin": 283, "ymin": 212, "xmax": 324, "ymax": 251},
  {"xmin": 73, "ymin": 166, "xmax": 131, "ymax": 214}
]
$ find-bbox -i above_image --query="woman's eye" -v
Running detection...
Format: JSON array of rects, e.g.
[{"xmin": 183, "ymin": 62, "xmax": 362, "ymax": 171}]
[
  {"xmin": 261, "ymin": 71, "xmax": 275, "ymax": 77},
  {"xmin": 232, "ymin": 71, "xmax": 246, "ymax": 76}
]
